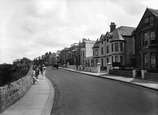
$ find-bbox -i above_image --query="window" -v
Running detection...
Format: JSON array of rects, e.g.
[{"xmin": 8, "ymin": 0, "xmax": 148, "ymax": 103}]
[
  {"xmin": 120, "ymin": 43, "xmax": 123, "ymax": 51},
  {"xmin": 91, "ymin": 59, "xmax": 94, "ymax": 67},
  {"xmin": 151, "ymin": 53, "xmax": 156, "ymax": 69},
  {"xmin": 96, "ymin": 58, "xmax": 98, "ymax": 64},
  {"xmin": 107, "ymin": 37, "xmax": 109, "ymax": 42},
  {"xmin": 111, "ymin": 44, "xmax": 113, "ymax": 52},
  {"xmin": 93, "ymin": 50, "xmax": 94, "ymax": 56},
  {"xmin": 95, "ymin": 49, "xmax": 98, "ymax": 56},
  {"xmin": 101, "ymin": 58, "xmax": 103, "ymax": 66},
  {"xmin": 144, "ymin": 18, "xmax": 149, "ymax": 24},
  {"xmin": 120, "ymin": 56, "xmax": 123, "ymax": 65},
  {"xmin": 150, "ymin": 17, "xmax": 154, "ymax": 25},
  {"xmin": 115, "ymin": 43, "xmax": 118, "ymax": 51},
  {"xmin": 107, "ymin": 46, "xmax": 109, "ymax": 53},
  {"xmin": 101, "ymin": 47, "xmax": 103, "ymax": 55},
  {"xmin": 151, "ymin": 31, "xmax": 155, "ymax": 40},
  {"xmin": 150, "ymin": 31, "xmax": 156, "ymax": 44},
  {"xmin": 115, "ymin": 56, "xmax": 118, "ymax": 62},
  {"xmin": 112, "ymin": 56, "xmax": 113, "ymax": 62},
  {"xmin": 143, "ymin": 53, "xmax": 148, "ymax": 68},
  {"xmin": 83, "ymin": 50, "xmax": 84, "ymax": 56},
  {"xmin": 107, "ymin": 57, "xmax": 109, "ymax": 63},
  {"xmin": 143, "ymin": 32, "xmax": 148, "ymax": 45}
]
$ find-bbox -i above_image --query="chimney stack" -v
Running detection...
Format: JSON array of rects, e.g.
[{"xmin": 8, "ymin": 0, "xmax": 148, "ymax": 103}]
[{"xmin": 110, "ymin": 22, "xmax": 116, "ymax": 32}]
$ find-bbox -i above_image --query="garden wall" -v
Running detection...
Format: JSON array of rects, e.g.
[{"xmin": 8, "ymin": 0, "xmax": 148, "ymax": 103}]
[
  {"xmin": 145, "ymin": 73, "xmax": 158, "ymax": 82},
  {"xmin": 109, "ymin": 69, "xmax": 133, "ymax": 78},
  {"xmin": 0, "ymin": 68, "xmax": 32, "ymax": 113}
]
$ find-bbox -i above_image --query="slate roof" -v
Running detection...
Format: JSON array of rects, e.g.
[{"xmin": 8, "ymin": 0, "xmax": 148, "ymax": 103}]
[
  {"xmin": 92, "ymin": 39, "xmax": 99, "ymax": 48},
  {"xmin": 111, "ymin": 26, "xmax": 135, "ymax": 41},
  {"xmin": 118, "ymin": 26, "xmax": 135, "ymax": 36},
  {"xmin": 148, "ymin": 8, "xmax": 158, "ymax": 18}
]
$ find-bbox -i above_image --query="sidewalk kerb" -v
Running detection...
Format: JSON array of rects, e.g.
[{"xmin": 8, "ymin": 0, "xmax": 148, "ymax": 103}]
[
  {"xmin": 61, "ymin": 67, "xmax": 158, "ymax": 91},
  {"xmin": 41, "ymin": 73, "xmax": 55, "ymax": 115}
]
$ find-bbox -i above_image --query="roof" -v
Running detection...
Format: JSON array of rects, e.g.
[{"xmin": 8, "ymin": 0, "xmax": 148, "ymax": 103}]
[
  {"xmin": 101, "ymin": 34, "xmax": 106, "ymax": 38},
  {"xmin": 111, "ymin": 29, "xmax": 124, "ymax": 41},
  {"xmin": 106, "ymin": 32, "xmax": 113, "ymax": 37},
  {"xmin": 92, "ymin": 39, "xmax": 99, "ymax": 48},
  {"xmin": 111, "ymin": 26, "xmax": 135, "ymax": 42},
  {"xmin": 148, "ymin": 8, "xmax": 158, "ymax": 18},
  {"xmin": 135, "ymin": 8, "xmax": 158, "ymax": 32},
  {"xmin": 117, "ymin": 26, "xmax": 135, "ymax": 36}
]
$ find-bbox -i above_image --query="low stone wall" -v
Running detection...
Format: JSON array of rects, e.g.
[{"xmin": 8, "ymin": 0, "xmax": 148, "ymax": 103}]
[
  {"xmin": 67, "ymin": 65, "xmax": 76, "ymax": 69},
  {"xmin": 84, "ymin": 67, "xmax": 98, "ymax": 73},
  {"xmin": 0, "ymin": 68, "xmax": 32, "ymax": 113},
  {"xmin": 109, "ymin": 69, "xmax": 133, "ymax": 78},
  {"xmin": 145, "ymin": 73, "xmax": 158, "ymax": 82}
]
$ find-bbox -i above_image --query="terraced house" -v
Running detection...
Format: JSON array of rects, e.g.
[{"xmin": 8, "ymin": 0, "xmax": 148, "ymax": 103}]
[{"xmin": 135, "ymin": 8, "xmax": 158, "ymax": 72}]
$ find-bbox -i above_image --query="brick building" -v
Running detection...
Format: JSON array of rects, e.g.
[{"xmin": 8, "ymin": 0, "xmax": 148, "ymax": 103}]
[{"xmin": 135, "ymin": 8, "xmax": 158, "ymax": 72}]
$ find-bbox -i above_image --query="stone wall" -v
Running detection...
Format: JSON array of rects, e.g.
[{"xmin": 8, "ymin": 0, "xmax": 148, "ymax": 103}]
[
  {"xmin": 145, "ymin": 73, "xmax": 158, "ymax": 82},
  {"xmin": 109, "ymin": 69, "xmax": 133, "ymax": 77},
  {"xmin": 0, "ymin": 68, "xmax": 32, "ymax": 113}
]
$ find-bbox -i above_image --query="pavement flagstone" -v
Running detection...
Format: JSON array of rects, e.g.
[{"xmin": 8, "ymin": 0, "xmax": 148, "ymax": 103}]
[{"xmin": 0, "ymin": 71, "xmax": 55, "ymax": 115}]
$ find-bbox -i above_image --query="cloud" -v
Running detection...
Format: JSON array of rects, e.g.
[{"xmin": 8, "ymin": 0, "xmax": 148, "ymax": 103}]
[{"xmin": 0, "ymin": 0, "xmax": 158, "ymax": 63}]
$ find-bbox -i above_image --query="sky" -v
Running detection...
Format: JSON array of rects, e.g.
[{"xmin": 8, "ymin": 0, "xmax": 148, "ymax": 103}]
[{"xmin": 0, "ymin": 0, "xmax": 158, "ymax": 64}]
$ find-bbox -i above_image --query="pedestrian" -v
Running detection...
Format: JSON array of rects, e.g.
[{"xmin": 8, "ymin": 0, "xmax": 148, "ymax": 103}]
[
  {"xmin": 32, "ymin": 70, "xmax": 36, "ymax": 85},
  {"xmin": 40, "ymin": 64, "xmax": 43, "ymax": 75},
  {"xmin": 35, "ymin": 67, "xmax": 40, "ymax": 83},
  {"xmin": 42, "ymin": 64, "xmax": 46, "ymax": 76}
]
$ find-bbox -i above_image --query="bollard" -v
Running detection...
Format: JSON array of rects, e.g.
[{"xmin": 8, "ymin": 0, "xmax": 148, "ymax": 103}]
[
  {"xmin": 133, "ymin": 69, "xmax": 137, "ymax": 78},
  {"xmin": 97, "ymin": 63, "xmax": 101, "ymax": 73},
  {"xmin": 107, "ymin": 62, "xmax": 112, "ymax": 74},
  {"xmin": 141, "ymin": 70, "xmax": 147, "ymax": 79}
]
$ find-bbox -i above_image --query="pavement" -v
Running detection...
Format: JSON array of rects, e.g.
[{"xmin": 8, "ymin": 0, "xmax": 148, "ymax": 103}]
[
  {"xmin": 0, "ymin": 70, "xmax": 55, "ymax": 115},
  {"xmin": 61, "ymin": 67, "xmax": 158, "ymax": 91}
]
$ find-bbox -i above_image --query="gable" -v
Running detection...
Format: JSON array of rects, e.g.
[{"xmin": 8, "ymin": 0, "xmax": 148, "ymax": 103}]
[{"xmin": 136, "ymin": 8, "xmax": 158, "ymax": 32}]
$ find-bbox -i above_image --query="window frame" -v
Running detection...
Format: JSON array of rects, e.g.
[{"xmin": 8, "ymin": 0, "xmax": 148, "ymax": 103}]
[
  {"xmin": 107, "ymin": 46, "xmax": 109, "ymax": 53},
  {"xmin": 144, "ymin": 17, "xmax": 149, "ymax": 24},
  {"xmin": 115, "ymin": 43, "xmax": 118, "ymax": 52},
  {"xmin": 150, "ymin": 52, "xmax": 156, "ymax": 69},
  {"xmin": 150, "ymin": 17, "xmax": 154, "ymax": 25},
  {"xmin": 120, "ymin": 43, "xmax": 123, "ymax": 51},
  {"xmin": 115, "ymin": 55, "xmax": 118, "ymax": 62}
]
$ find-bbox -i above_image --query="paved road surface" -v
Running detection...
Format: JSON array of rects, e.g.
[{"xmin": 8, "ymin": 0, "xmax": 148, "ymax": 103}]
[{"xmin": 46, "ymin": 67, "xmax": 158, "ymax": 115}]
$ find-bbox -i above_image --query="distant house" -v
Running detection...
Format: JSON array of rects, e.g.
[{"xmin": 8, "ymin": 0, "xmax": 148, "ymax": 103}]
[
  {"xmin": 56, "ymin": 50, "xmax": 61, "ymax": 63},
  {"xmin": 80, "ymin": 38, "xmax": 95, "ymax": 67},
  {"xmin": 60, "ymin": 47, "xmax": 69, "ymax": 65},
  {"xmin": 67, "ymin": 43, "xmax": 78, "ymax": 65},
  {"xmin": 98, "ymin": 34, "xmax": 106, "ymax": 69},
  {"xmin": 92, "ymin": 39, "xmax": 100, "ymax": 67},
  {"xmin": 135, "ymin": 8, "xmax": 158, "ymax": 72}
]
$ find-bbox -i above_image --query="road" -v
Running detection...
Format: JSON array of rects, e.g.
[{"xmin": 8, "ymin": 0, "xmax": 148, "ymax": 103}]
[{"xmin": 46, "ymin": 67, "xmax": 158, "ymax": 115}]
